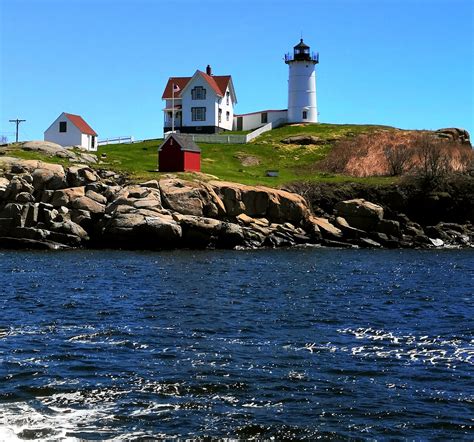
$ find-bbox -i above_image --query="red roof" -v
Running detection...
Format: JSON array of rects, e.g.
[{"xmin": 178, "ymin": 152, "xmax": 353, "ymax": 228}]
[
  {"xmin": 162, "ymin": 72, "xmax": 232, "ymax": 99},
  {"xmin": 161, "ymin": 77, "xmax": 192, "ymax": 99},
  {"xmin": 64, "ymin": 113, "xmax": 97, "ymax": 136}
]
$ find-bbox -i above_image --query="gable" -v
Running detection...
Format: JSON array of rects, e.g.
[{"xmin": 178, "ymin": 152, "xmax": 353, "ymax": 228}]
[
  {"xmin": 158, "ymin": 134, "xmax": 201, "ymax": 152},
  {"xmin": 44, "ymin": 112, "xmax": 97, "ymax": 136},
  {"xmin": 163, "ymin": 70, "xmax": 235, "ymax": 101}
]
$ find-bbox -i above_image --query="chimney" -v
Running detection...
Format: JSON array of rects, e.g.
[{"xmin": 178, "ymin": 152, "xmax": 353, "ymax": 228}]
[{"xmin": 206, "ymin": 65, "xmax": 212, "ymax": 76}]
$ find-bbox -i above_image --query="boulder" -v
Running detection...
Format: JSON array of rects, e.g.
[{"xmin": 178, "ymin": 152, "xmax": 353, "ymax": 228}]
[
  {"xmin": 15, "ymin": 192, "xmax": 35, "ymax": 203},
  {"xmin": 281, "ymin": 135, "xmax": 324, "ymax": 145},
  {"xmin": 31, "ymin": 163, "xmax": 66, "ymax": 190},
  {"xmin": 217, "ymin": 222, "xmax": 245, "ymax": 248},
  {"xmin": 70, "ymin": 209, "xmax": 92, "ymax": 227},
  {"xmin": 335, "ymin": 216, "xmax": 366, "ymax": 239},
  {"xmin": 335, "ymin": 199, "xmax": 384, "ymax": 231},
  {"xmin": 21, "ymin": 141, "xmax": 76, "ymax": 159},
  {"xmin": 85, "ymin": 189, "xmax": 107, "ymax": 205},
  {"xmin": 209, "ymin": 180, "xmax": 310, "ymax": 223},
  {"xmin": 49, "ymin": 220, "xmax": 89, "ymax": 240},
  {"xmin": 4, "ymin": 176, "xmax": 34, "ymax": 200},
  {"xmin": 66, "ymin": 165, "xmax": 99, "ymax": 187},
  {"xmin": 358, "ymin": 238, "xmax": 382, "ymax": 248},
  {"xmin": 160, "ymin": 179, "xmax": 223, "ymax": 218},
  {"xmin": 0, "ymin": 203, "xmax": 29, "ymax": 228},
  {"xmin": 0, "ymin": 236, "xmax": 70, "ymax": 250},
  {"xmin": 376, "ymin": 219, "xmax": 401, "ymax": 238},
  {"xmin": 308, "ymin": 216, "xmax": 342, "ymax": 239},
  {"xmin": 172, "ymin": 213, "xmax": 223, "ymax": 248},
  {"xmin": 71, "ymin": 196, "xmax": 105, "ymax": 214},
  {"xmin": 51, "ymin": 187, "xmax": 85, "ymax": 207},
  {"xmin": 101, "ymin": 211, "xmax": 181, "ymax": 248},
  {"xmin": 140, "ymin": 180, "xmax": 160, "ymax": 189},
  {"xmin": 434, "ymin": 128, "xmax": 471, "ymax": 145}
]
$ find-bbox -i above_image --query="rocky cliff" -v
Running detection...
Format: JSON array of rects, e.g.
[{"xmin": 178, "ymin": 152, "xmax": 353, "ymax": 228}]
[{"xmin": 0, "ymin": 157, "xmax": 472, "ymax": 250}]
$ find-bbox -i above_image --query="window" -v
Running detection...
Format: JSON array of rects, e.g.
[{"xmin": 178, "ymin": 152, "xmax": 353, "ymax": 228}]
[
  {"xmin": 302, "ymin": 111, "xmax": 307, "ymax": 119},
  {"xmin": 191, "ymin": 86, "xmax": 206, "ymax": 100},
  {"xmin": 191, "ymin": 107, "xmax": 206, "ymax": 121},
  {"xmin": 59, "ymin": 121, "xmax": 67, "ymax": 132},
  {"xmin": 261, "ymin": 112, "xmax": 268, "ymax": 124},
  {"xmin": 226, "ymin": 111, "xmax": 230, "ymax": 121},
  {"xmin": 218, "ymin": 108, "xmax": 222, "ymax": 123},
  {"xmin": 226, "ymin": 91, "xmax": 230, "ymax": 105}
]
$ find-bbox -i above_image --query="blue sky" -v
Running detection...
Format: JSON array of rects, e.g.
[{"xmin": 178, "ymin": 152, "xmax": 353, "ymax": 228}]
[{"xmin": 0, "ymin": 0, "xmax": 472, "ymax": 142}]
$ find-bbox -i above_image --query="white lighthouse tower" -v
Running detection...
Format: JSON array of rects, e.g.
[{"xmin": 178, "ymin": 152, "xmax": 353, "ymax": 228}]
[{"xmin": 285, "ymin": 39, "xmax": 319, "ymax": 123}]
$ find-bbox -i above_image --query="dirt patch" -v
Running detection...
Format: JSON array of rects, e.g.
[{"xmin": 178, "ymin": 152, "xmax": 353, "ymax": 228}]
[{"xmin": 234, "ymin": 152, "xmax": 260, "ymax": 167}]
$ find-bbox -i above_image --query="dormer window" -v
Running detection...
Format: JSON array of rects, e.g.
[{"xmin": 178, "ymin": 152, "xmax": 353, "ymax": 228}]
[{"xmin": 191, "ymin": 86, "xmax": 206, "ymax": 100}]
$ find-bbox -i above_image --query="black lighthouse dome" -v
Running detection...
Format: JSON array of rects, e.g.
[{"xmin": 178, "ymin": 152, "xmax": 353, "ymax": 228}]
[
  {"xmin": 293, "ymin": 39, "xmax": 311, "ymax": 60},
  {"xmin": 284, "ymin": 38, "xmax": 319, "ymax": 64}
]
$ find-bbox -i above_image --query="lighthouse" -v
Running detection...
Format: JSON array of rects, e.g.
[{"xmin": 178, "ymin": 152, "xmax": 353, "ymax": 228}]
[{"xmin": 285, "ymin": 39, "xmax": 319, "ymax": 123}]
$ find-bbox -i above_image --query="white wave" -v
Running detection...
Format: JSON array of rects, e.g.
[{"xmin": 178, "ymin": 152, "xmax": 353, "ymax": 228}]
[{"xmin": 334, "ymin": 327, "xmax": 474, "ymax": 367}]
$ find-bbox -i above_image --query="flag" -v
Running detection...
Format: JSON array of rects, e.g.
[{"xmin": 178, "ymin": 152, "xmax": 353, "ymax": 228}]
[{"xmin": 173, "ymin": 83, "xmax": 180, "ymax": 92}]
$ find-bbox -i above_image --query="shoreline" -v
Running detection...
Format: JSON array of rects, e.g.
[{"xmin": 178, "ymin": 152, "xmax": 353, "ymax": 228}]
[{"xmin": 0, "ymin": 157, "xmax": 473, "ymax": 252}]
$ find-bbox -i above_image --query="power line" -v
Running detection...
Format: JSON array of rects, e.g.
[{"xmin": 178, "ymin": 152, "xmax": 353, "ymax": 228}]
[{"xmin": 8, "ymin": 118, "xmax": 26, "ymax": 143}]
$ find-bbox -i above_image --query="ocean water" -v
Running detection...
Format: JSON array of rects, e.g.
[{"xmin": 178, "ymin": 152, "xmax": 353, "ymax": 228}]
[{"xmin": 0, "ymin": 248, "xmax": 472, "ymax": 440}]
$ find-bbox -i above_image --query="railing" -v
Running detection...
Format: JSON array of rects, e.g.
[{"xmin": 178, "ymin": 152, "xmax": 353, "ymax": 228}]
[
  {"xmin": 246, "ymin": 118, "xmax": 286, "ymax": 142},
  {"xmin": 180, "ymin": 118, "xmax": 287, "ymax": 145},
  {"xmin": 164, "ymin": 121, "xmax": 182, "ymax": 128},
  {"xmin": 98, "ymin": 136, "xmax": 134, "ymax": 146},
  {"xmin": 284, "ymin": 52, "xmax": 319, "ymax": 63},
  {"xmin": 182, "ymin": 134, "xmax": 248, "ymax": 144}
]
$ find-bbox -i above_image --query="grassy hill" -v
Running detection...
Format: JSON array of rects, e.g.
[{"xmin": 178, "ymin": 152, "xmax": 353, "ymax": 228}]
[{"xmin": 97, "ymin": 123, "xmax": 397, "ymax": 186}]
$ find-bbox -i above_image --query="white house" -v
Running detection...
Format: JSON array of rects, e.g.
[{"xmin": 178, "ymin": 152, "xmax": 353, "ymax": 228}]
[
  {"xmin": 44, "ymin": 112, "xmax": 98, "ymax": 151},
  {"xmin": 162, "ymin": 65, "xmax": 237, "ymax": 134}
]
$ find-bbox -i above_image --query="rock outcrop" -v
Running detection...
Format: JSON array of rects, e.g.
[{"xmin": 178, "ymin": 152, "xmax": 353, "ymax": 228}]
[{"xmin": 1, "ymin": 157, "xmax": 473, "ymax": 251}]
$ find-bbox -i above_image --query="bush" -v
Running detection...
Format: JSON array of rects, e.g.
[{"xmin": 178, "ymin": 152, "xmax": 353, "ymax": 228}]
[
  {"xmin": 384, "ymin": 143, "xmax": 413, "ymax": 176},
  {"xmin": 412, "ymin": 134, "xmax": 450, "ymax": 187}
]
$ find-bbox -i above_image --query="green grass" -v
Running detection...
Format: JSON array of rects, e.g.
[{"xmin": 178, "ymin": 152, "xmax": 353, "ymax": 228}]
[
  {"xmin": 97, "ymin": 139, "xmax": 163, "ymax": 181},
  {"xmin": 95, "ymin": 123, "xmax": 397, "ymax": 186},
  {"xmin": 1, "ymin": 147, "xmax": 78, "ymax": 167},
  {"xmin": 2, "ymin": 123, "xmax": 398, "ymax": 187}
]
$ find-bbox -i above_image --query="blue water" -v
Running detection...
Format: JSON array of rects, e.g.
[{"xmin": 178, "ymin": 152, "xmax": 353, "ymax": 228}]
[{"xmin": 0, "ymin": 248, "xmax": 473, "ymax": 439}]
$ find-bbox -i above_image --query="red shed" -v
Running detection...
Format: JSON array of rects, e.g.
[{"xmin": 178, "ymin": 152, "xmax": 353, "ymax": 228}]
[{"xmin": 158, "ymin": 133, "xmax": 201, "ymax": 172}]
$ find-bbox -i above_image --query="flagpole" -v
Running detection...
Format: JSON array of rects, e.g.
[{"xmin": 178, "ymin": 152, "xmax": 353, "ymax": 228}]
[{"xmin": 171, "ymin": 82, "xmax": 175, "ymax": 133}]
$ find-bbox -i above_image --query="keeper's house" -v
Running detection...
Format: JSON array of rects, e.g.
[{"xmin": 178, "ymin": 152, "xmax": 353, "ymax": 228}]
[
  {"xmin": 158, "ymin": 133, "xmax": 201, "ymax": 172},
  {"xmin": 162, "ymin": 65, "xmax": 237, "ymax": 134},
  {"xmin": 44, "ymin": 112, "xmax": 98, "ymax": 151}
]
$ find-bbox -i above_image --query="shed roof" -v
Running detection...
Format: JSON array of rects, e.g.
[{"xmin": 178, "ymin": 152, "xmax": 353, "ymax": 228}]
[
  {"xmin": 159, "ymin": 133, "xmax": 201, "ymax": 153},
  {"xmin": 64, "ymin": 113, "xmax": 97, "ymax": 136}
]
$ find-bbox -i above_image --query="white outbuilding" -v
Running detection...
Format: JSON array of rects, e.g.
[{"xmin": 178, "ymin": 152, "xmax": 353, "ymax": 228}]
[{"xmin": 44, "ymin": 112, "xmax": 98, "ymax": 151}]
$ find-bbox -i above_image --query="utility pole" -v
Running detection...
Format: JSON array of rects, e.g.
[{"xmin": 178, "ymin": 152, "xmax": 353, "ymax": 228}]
[{"xmin": 9, "ymin": 118, "xmax": 26, "ymax": 143}]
